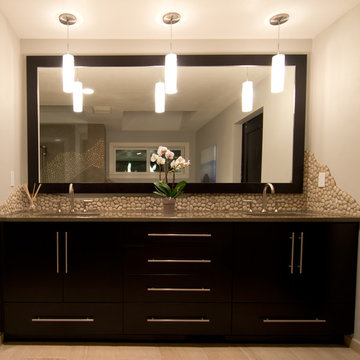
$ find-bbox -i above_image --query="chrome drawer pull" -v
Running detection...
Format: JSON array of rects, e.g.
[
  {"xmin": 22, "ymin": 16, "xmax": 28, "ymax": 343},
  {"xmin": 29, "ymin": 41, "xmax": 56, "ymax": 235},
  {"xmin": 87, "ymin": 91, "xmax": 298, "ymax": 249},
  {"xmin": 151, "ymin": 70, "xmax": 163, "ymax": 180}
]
[
  {"xmin": 32, "ymin": 317, "xmax": 94, "ymax": 322},
  {"xmin": 289, "ymin": 232, "xmax": 295, "ymax": 274},
  {"xmin": 299, "ymin": 232, "xmax": 304, "ymax": 274},
  {"xmin": 147, "ymin": 317, "xmax": 210, "ymax": 323},
  {"xmin": 147, "ymin": 287, "xmax": 211, "ymax": 292},
  {"xmin": 263, "ymin": 318, "xmax": 326, "ymax": 323},
  {"xmin": 148, "ymin": 233, "xmax": 212, "ymax": 238},
  {"xmin": 148, "ymin": 259, "xmax": 211, "ymax": 263}
]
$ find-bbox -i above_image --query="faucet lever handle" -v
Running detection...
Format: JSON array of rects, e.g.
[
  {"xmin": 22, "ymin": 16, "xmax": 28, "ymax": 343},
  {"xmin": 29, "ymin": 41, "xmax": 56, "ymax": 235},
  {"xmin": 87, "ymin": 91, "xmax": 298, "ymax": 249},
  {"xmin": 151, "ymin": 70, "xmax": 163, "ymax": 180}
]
[
  {"xmin": 244, "ymin": 200, "xmax": 254, "ymax": 213},
  {"xmin": 83, "ymin": 199, "xmax": 93, "ymax": 213}
]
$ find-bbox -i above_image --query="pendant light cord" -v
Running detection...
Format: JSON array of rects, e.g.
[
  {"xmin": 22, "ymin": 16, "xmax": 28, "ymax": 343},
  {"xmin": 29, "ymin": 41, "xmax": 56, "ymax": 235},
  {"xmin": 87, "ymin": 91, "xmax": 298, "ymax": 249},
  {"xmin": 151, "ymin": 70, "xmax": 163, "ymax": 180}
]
[
  {"xmin": 277, "ymin": 20, "xmax": 280, "ymax": 54},
  {"xmin": 170, "ymin": 16, "xmax": 173, "ymax": 53},
  {"xmin": 66, "ymin": 23, "xmax": 70, "ymax": 53}
]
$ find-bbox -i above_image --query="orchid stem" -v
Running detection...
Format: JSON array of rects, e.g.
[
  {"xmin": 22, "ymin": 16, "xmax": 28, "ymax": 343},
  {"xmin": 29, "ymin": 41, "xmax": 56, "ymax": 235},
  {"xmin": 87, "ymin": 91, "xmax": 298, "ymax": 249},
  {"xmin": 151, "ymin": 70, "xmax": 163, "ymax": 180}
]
[{"xmin": 165, "ymin": 161, "xmax": 168, "ymax": 184}]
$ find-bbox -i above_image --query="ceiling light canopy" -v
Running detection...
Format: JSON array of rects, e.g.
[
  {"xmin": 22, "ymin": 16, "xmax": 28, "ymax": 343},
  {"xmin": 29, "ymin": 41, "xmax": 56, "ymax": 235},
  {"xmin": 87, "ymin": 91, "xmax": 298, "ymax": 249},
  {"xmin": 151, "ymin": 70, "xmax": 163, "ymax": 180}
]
[
  {"xmin": 270, "ymin": 13, "xmax": 289, "ymax": 94},
  {"xmin": 83, "ymin": 87, "xmax": 94, "ymax": 95}
]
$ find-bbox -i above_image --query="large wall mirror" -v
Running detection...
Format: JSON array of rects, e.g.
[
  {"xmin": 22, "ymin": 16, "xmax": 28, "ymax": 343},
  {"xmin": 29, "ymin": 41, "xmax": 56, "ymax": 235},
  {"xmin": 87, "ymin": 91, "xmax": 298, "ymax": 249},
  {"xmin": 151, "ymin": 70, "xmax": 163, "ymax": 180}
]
[{"xmin": 27, "ymin": 55, "xmax": 306, "ymax": 193}]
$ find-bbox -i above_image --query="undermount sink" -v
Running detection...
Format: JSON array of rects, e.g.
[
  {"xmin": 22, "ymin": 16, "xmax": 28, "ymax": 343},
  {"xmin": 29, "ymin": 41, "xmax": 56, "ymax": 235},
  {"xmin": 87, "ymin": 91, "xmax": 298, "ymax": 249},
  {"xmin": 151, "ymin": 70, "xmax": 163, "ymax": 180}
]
[{"xmin": 34, "ymin": 211, "xmax": 101, "ymax": 217}]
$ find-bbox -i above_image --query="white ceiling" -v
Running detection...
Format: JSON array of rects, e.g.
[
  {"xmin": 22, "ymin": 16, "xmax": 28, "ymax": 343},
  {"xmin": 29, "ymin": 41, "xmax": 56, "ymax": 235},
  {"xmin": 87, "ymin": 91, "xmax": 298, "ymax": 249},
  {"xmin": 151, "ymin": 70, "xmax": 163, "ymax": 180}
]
[
  {"xmin": 0, "ymin": 0, "xmax": 359, "ymax": 40},
  {"xmin": 38, "ymin": 65, "xmax": 273, "ymax": 132}
]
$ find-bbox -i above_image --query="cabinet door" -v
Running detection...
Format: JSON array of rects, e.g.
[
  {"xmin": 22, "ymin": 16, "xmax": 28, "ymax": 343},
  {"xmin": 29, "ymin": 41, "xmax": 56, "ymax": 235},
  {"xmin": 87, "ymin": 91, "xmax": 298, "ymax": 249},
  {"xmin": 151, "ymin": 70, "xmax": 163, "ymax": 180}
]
[
  {"xmin": 233, "ymin": 223, "xmax": 297, "ymax": 303},
  {"xmin": 292, "ymin": 223, "xmax": 329, "ymax": 305},
  {"xmin": 2, "ymin": 222, "xmax": 63, "ymax": 302},
  {"xmin": 63, "ymin": 222, "xmax": 123, "ymax": 302},
  {"xmin": 323, "ymin": 222, "xmax": 358, "ymax": 304}
]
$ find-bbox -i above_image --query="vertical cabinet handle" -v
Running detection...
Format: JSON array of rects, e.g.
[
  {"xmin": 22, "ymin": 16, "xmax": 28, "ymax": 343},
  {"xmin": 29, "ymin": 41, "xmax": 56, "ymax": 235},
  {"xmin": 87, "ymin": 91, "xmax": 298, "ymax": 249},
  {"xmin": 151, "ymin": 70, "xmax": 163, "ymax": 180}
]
[
  {"xmin": 289, "ymin": 232, "xmax": 295, "ymax": 274},
  {"xmin": 299, "ymin": 232, "xmax": 304, "ymax": 274},
  {"xmin": 65, "ymin": 231, "xmax": 68, "ymax": 274},
  {"xmin": 56, "ymin": 232, "xmax": 59, "ymax": 274}
]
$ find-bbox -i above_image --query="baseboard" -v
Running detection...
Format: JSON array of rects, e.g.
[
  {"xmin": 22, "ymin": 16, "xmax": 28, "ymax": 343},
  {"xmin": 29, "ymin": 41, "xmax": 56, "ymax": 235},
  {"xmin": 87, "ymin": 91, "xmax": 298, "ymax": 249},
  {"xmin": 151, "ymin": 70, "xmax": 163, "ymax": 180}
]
[{"xmin": 345, "ymin": 335, "xmax": 360, "ymax": 354}]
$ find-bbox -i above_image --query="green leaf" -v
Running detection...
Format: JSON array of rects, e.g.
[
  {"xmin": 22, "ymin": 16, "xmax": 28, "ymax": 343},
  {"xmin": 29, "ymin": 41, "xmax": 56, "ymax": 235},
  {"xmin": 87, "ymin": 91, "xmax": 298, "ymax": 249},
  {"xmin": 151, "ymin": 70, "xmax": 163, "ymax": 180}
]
[
  {"xmin": 154, "ymin": 181, "xmax": 172, "ymax": 197},
  {"xmin": 153, "ymin": 191, "xmax": 167, "ymax": 198},
  {"xmin": 171, "ymin": 180, "xmax": 187, "ymax": 198}
]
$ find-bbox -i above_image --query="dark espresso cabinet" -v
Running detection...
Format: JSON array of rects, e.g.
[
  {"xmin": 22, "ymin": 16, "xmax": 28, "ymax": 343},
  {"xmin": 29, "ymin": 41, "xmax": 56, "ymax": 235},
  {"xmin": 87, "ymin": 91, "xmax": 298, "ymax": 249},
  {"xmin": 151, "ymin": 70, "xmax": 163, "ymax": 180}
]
[
  {"xmin": 0, "ymin": 220, "xmax": 358, "ymax": 341},
  {"xmin": 123, "ymin": 222, "xmax": 232, "ymax": 335},
  {"xmin": 232, "ymin": 222, "xmax": 358, "ymax": 337},
  {"xmin": 1, "ymin": 222, "xmax": 124, "ymax": 339}
]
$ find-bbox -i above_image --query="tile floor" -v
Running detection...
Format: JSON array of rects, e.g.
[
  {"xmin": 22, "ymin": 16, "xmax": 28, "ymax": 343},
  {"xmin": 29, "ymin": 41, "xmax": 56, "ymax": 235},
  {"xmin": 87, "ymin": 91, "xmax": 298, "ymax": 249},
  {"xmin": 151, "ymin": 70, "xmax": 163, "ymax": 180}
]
[{"xmin": 0, "ymin": 344, "xmax": 359, "ymax": 360}]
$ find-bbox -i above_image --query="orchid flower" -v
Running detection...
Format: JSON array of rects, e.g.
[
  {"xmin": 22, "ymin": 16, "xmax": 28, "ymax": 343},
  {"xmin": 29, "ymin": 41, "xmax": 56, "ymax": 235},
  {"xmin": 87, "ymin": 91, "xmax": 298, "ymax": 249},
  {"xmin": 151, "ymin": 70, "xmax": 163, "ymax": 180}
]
[{"xmin": 151, "ymin": 145, "xmax": 190, "ymax": 198}]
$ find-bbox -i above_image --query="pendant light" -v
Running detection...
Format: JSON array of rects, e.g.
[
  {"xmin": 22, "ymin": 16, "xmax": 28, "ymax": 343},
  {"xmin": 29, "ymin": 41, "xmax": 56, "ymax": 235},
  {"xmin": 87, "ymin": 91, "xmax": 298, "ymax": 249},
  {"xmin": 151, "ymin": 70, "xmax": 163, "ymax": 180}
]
[
  {"xmin": 155, "ymin": 82, "xmax": 165, "ymax": 113},
  {"xmin": 73, "ymin": 81, "xmax": 83, "ymax": 112},
  {"xmin": 270, "ymin": 13, "xmax": 289, "ymax": 93},
  {"xmin": 163, "ymin": 12, "xmax": 181, "ymax": 95},
  {"xmin": 242, "ymin": 68, "xmax": 253, "ymax": 113},
  {"xmin": 59, "ymin": 13, "xmax": 77, "ymax": 93}
]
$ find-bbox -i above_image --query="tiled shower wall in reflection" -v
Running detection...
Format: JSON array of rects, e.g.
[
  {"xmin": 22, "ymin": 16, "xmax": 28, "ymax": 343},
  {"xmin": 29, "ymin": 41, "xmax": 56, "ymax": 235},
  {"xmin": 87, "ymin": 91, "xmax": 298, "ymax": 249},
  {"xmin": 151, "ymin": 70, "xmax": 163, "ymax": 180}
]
[{"xmin": 40, "ymin": 123, "xmax": 106, "ymax": 183}]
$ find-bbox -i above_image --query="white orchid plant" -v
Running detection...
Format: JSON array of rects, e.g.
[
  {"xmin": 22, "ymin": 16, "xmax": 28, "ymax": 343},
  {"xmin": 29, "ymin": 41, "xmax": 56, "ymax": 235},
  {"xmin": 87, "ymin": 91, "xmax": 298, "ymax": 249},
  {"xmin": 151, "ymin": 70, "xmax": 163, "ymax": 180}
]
[{"xmin": 151, "ymin": 146, "xmax": 191, "ymax": 199}]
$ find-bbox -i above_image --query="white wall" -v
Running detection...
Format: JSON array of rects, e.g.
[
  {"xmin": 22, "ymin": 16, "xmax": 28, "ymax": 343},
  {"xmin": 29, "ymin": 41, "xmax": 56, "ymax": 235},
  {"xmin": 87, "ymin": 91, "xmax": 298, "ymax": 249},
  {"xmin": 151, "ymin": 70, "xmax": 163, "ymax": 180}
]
[
  {"xmin": 0, "ymin": 11, "xmax": 24, "ymax": 202},
  {"xmin": 307, "ymin": 3, "xmax": 360, "ymax": 341},
  {"xmin": 260, "ymin": 68, "xmax": 295, "ymax": 183},
  {"xmin": 308, "ymin": 4, "xmax": 360, "ymax": 201},
  {"xmin": 21, "ymin": 39, "xmax": 311, "ymax": 56},
  {"xmin": 195, "ymin": 67, "xmax": 295, "ymax": 183}
]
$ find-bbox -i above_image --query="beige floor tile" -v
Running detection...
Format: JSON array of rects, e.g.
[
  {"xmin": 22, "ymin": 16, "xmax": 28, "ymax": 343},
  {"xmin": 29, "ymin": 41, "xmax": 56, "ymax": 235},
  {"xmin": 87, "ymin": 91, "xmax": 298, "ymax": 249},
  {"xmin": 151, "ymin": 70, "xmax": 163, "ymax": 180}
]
[
  {"xmin": 84, "ymin": 345, "xmax": 161, "ymax": 360},
  {"xmin": 289, "ymin": 346, "xmax": 360, "ymax": 360},
  {"xmin": 241, "ymin": 346, "xmax": 301, "ymax": 360},
  {"xmin": 0, "ymin": 344, "xmax": 360, "ymax": 360},
  {"xmin": 0, "ymin": 344, "xmax": 86, "ymax": 360},
  {"xmin": 202, "ymin": 346, "xmax": 252, "ymax": 360},
  {"xmin": 158, "ymin": 346, "xmax": 208, "ymax": 360}
]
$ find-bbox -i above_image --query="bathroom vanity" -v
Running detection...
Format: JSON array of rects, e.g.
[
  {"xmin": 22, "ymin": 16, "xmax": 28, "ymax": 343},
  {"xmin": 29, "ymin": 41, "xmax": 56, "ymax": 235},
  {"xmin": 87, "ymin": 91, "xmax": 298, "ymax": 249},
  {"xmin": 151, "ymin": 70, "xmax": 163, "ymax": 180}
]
[{"xmin": 0, "ymin": 212, "xmax": 358, "ymax": 343}]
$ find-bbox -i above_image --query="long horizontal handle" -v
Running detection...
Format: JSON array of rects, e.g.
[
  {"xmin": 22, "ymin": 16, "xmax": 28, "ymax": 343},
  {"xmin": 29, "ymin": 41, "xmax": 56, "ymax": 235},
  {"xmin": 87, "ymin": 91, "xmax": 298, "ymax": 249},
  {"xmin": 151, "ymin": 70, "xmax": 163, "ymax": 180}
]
[
  {"xmin": 148, "ymin": 233, "xmax": 212, "ymax": 237},
  {"xmin": 147, "ymin": 318, "xmax": 210, "ymax": 323},
  {"xmin": 147, "ymin": 287, "xmax": 211, "ymax": 292},
  {"xmin": 263, "ymin": 318, "xmax": 326, "ymax": 323},
  {"xmin": 148, "ymin": 259, "xmax": 211, "ymax": 263},
  {"xmin": 32, "ymin": 317, "xmax": 94, "ymax": 322}
]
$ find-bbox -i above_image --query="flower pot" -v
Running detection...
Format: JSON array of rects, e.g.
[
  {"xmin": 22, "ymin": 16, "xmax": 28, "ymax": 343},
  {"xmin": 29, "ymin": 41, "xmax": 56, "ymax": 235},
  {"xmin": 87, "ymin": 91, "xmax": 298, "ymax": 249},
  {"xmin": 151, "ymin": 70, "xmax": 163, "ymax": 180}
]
[{"xmin": 162, "ymin": 198, "xmax": 176, "ymax": 213}]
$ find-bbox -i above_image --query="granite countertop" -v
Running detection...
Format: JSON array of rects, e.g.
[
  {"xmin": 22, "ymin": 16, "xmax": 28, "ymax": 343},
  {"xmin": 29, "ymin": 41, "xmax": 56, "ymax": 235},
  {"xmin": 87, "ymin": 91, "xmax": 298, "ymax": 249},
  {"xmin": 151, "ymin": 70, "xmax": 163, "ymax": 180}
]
[{"xmin": 1, "ymin": 210, "xmax": 359, "ymax": 222}]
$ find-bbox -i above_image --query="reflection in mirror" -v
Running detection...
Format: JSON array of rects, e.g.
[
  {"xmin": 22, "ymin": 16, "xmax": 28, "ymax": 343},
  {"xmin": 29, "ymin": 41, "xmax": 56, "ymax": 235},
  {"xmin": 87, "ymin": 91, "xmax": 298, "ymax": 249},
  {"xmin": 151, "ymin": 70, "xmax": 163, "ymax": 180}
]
[{"xmin": 38, "ymin": 65, "xmax": 295, "ymax": 184}]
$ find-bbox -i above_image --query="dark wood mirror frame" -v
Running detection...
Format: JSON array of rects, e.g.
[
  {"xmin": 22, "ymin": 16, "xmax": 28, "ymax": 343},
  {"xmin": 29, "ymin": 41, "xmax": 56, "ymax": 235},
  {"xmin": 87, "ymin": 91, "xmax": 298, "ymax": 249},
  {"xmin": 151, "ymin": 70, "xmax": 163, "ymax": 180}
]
[{"xmin": 27, "ymin": 54, "xmax": 306, "ymax": 194}]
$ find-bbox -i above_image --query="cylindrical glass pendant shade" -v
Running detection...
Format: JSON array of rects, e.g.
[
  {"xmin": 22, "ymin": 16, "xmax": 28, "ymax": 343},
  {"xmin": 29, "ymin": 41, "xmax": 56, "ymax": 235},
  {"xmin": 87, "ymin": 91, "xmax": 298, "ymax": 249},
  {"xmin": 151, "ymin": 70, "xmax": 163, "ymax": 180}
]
[
  {"xmin": 242, "ymin": 80, "xmax": 253, "ymax": 112},
  {"xmin": 73, "ymin": 81, "xmax": 83, "ymax": 113},
  {"xmin": 271, "ymin": 53, "xmax": 285, "ymax": 93},
  {"xmin": 155, "ymin": 81, "xmax": 165, "ymax": 113},
  {"xmin": 62, "ymin": 53, "xmax": 75, "ymax": 93},
  {"xmin": 165, "ymin": 53, "xmax": 178, "ymax": 94}
]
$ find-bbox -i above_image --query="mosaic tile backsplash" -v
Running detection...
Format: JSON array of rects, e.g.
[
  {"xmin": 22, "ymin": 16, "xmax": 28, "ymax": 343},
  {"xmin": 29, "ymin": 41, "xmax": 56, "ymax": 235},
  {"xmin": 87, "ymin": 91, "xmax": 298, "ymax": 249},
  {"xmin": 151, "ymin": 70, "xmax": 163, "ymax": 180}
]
[{"xmin": 1, "ymin": 151, "xmax": 360, "ymax": 216}]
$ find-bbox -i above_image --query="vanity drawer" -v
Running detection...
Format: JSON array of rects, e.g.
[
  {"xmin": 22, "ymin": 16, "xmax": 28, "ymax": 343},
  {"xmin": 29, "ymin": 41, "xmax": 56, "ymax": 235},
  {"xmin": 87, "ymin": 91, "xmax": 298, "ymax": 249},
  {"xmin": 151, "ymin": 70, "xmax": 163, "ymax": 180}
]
[
  {"xmin": 124, "ymin": 248, "xmax": 226, "ymax": 275},
  {"xmin": 125, "ymin": 223, "xmax": 231, "ymax": 274},
  {"xmin": 124, "ymin": 274, "xmax": 231, "ymax": 302},
  {"xmin": 4, "ymin": 303, "xmax": 123, "ymax": 340},
  {"xmin": 232, "ymin": 303, "xmax": 354, "ymax": 336},
  {"xmin": 124, "ymin": 303, "xmax": 231, "ymax": 335}
]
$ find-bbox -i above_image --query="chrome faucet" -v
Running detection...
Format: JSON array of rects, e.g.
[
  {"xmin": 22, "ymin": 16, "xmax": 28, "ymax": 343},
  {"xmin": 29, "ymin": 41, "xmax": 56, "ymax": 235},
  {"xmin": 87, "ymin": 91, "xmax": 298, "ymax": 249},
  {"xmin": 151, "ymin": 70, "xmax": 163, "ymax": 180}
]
[
  {"xmin": 262, "ymin": 183, "xmax": 275, "ymax": 212},
  {"xmin": 69, "ymin": 183, "xmax": 75, "ymax": 213}
]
